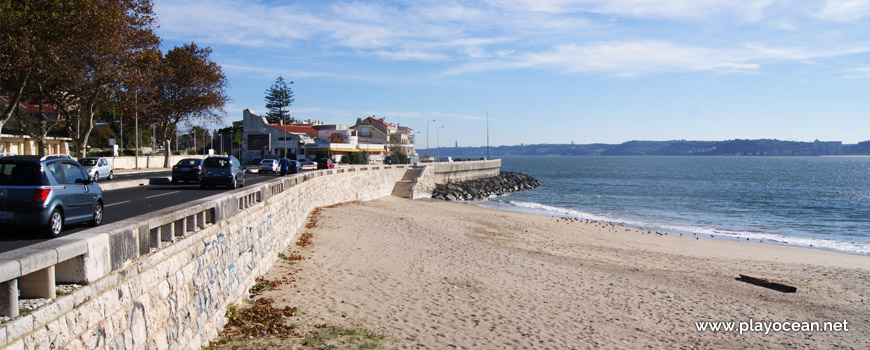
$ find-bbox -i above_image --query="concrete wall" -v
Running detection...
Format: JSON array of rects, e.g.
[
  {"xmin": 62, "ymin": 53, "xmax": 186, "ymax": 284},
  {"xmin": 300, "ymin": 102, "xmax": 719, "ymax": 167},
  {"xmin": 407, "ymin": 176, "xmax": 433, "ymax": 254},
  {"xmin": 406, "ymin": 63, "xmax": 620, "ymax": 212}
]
[
  {"xmin": 0, "ymin": 160, "xmax": 500, "ymax": 350},
  {"xmin": 108, "ymin": 155, "xmax": 207, "ymax": 170},
  {"xmin": 0, "ymin": 166, "xmax": 409, "ymax": 350},
  {"xmin": 411, "ymin": 159, "xmax": 501, "ymax": 199}
]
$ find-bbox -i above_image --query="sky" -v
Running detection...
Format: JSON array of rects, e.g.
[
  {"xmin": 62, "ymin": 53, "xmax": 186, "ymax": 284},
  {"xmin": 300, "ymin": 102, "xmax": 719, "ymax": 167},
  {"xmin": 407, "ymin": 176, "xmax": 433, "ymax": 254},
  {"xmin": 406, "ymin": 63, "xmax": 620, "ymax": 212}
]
[{"xmin": 153, "ymin": 0, "xmax": 870, "ymax": 147}]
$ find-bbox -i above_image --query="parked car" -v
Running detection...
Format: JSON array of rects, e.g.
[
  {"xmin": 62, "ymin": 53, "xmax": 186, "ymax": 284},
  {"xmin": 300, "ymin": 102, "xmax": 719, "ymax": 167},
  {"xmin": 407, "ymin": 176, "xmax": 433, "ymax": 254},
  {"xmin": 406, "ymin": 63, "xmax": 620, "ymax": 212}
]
[
  {"xmin": 316, "ymin": 158, "xmax": 335, "ymax": 169},
  {"xmin": 278, "ymin": 158, "xmax": 301, "ymax": 176},
  {"xmin": 439, "ymin": 156, "xmax": 453, "ymax": 162},
  {"xmin": 297, "ymin": 158, "xmax": 315, "ymax": 166},
  {"xmin": 171, "ymin": 158, "xmax": 203, "ymax": 183},
  {"xmin": 0, "ymin": 155, "xmax": 103, "ymax": 237},
  {"xmin": 258, "ymin": 158, "xmax": 280, "ymax": 174},
  {"xmin": 200, "ymin": 156, "xmax": 245, "ymax": 189},
  {"xmin": 77, "ymin": 157, "xmax": 114, "ymax": 181}
]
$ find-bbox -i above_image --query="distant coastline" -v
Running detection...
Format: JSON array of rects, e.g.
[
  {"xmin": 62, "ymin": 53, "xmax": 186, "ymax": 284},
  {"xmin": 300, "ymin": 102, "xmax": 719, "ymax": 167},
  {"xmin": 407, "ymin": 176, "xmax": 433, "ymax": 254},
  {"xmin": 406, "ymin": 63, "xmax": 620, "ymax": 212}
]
[{"xmin": 421, "ymin": 138, "xmax": 870, "ymax": 157}]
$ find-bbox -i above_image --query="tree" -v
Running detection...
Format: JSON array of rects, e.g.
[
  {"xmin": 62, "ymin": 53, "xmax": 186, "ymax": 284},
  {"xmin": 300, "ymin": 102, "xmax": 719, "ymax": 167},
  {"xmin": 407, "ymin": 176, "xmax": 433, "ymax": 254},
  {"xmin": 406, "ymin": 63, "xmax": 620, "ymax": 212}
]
[
  {"xmin": 0, "ymin": 0, "xmax": 159, "ymax": 156},
  {"xmin": 147, "ymin": 43, "xmax": 228, "ymax": 166},
  {"xmin": 264, "ymin": 76, "xmax": 294, "ymax": 125}
]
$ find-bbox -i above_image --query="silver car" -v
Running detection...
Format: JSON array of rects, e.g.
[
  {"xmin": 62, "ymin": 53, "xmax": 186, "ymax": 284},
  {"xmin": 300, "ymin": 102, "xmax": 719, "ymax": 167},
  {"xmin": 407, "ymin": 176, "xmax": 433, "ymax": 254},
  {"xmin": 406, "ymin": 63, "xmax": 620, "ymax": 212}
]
[
  {"xmin": 78, "ymin": 157, "xmax": 114, "ymax": 181},
  {"xmin": 258, "ymin": 158, "xmax": 280, "ymax": 173}
]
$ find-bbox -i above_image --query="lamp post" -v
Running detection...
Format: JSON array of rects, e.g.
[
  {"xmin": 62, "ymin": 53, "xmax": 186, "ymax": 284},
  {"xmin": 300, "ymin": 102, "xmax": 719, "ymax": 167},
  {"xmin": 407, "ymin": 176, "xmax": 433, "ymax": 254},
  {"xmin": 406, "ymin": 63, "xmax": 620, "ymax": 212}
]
[
  {"xmin": 282, "ymin": 80, "xmax": 294, "ymax": 158},
  {"xmin": 437, "ymin": 126, "xmax": 445, "ymax": 160},
  {"xmin": 426, "ymin": 119, "xmax": 436, "ymax": 159},
  {"xmin": 486, "ymin": 112, "xmax": 490, "ymax": 160}
]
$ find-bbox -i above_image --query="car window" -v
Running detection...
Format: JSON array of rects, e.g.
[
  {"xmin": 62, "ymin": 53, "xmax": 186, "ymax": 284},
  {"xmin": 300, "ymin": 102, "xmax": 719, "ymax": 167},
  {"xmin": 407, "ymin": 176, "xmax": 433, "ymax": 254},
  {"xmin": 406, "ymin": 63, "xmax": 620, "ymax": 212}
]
[
  {"xmin": 99, "ymin": 159, "xmax": 107, "ymax": 166},
  {"xmin": 203, "ymin": 158, "xmax": 231, "ymax": 168},
  {"xmin": 0, "ymin": 162, "xmax": 43, "ymax": 186},
  {"xmin": 178, "ymin": 159, "xmax": 199, "ymax": 166},
  {"xmin": 61, "ymin": 162, "xmax": 87, "ymax": 184},
  {"xmin": 45, "ymin": 161, "xmax": 64, "ymax": 184},
  {"xmin": 78, "ymin": 158, "xmax": 97, "ymax": 166}
]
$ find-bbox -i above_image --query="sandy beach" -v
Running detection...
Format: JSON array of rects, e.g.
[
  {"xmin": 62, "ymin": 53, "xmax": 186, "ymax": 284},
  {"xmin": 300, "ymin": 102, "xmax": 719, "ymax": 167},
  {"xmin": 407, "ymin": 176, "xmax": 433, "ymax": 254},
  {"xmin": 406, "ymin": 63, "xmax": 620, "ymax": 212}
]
[{"xmin": 241, "ymin": 197, "xmax": 869, "ymax": 349}]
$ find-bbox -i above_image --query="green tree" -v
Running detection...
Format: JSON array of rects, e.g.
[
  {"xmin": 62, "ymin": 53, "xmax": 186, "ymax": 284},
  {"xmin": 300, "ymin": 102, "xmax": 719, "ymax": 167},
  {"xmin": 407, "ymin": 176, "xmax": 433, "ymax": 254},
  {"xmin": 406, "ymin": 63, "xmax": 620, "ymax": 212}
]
[
  {"xmin": 145, "ymin": 43, "xmax": 228, "ymax": 166},
  {"xmin": 0, "ymin": 0, "xmax": 159, "ymax": 156},
  {"xmin": 264, "ymin": 76, "xmax": 294, "ymax": 125}
]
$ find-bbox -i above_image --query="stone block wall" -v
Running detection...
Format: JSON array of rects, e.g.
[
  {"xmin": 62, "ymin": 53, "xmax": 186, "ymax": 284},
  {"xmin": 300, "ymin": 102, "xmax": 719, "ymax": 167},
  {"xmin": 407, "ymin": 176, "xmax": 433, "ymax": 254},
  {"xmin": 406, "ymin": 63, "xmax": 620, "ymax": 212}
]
[
  {"xmin": 0, "ymin": 167, "xmax": 407, "ymax": 350},
  {"xmin": 411, "ymin": 159, "xmax": 501, "ymax": 199}
]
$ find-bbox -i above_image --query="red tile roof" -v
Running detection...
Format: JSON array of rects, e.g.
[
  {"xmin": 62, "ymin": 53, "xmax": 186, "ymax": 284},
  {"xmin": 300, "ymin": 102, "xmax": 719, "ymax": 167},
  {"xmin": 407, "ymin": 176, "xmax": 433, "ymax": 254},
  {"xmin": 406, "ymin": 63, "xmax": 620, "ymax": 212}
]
[
  {"xmin": 361, "ymin": 117, "xmax": 394, "ymax": 128},
  {"xmin": 269, "ymin": 124, "xmax": 318, "ymax": 136}
]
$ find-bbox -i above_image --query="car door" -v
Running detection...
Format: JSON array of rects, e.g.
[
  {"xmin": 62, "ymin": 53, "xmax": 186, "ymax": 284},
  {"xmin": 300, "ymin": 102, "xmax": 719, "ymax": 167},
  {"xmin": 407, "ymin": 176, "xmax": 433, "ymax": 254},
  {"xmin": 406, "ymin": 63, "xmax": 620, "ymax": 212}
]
[{"xmin": 59, "ymin": 160, "xmax": 94, "ymax": 220}]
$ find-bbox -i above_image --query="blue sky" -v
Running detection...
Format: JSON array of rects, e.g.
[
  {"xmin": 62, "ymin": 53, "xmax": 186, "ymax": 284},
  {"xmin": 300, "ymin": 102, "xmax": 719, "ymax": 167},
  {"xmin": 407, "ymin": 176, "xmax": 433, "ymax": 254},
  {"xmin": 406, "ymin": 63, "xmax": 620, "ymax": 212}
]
[{"xmin": 154, "ymin": 0, "xmax": 870, "ymax": 147}]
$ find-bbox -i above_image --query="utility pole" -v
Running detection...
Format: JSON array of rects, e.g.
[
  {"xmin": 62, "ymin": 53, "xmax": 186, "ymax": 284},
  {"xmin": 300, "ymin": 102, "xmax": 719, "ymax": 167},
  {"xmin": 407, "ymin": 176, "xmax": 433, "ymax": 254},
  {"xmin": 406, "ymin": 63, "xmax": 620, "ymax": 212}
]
[
  {"xmin": 437, "ymin": 125, "xmax": 444, "ymax": 160},
  {"xmin": 426, "ymin": 119, "xmax": 436, "ymax": 159}
]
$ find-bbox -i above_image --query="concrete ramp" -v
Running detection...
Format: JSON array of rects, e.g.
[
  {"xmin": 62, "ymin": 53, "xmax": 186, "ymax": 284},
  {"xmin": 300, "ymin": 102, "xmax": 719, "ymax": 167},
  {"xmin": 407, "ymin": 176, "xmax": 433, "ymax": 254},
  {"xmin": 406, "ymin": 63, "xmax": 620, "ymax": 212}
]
[{"xmin": 391, "ymin": 167, "xmax": 425, "ymax": 198}]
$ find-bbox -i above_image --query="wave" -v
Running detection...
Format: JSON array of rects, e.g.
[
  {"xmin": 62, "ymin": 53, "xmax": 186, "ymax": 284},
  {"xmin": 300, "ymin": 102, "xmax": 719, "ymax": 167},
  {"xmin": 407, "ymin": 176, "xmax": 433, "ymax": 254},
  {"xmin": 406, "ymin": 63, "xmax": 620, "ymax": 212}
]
[{"xmin": 470, "ymin": 199, "xmax": 870, "ymax": 256}]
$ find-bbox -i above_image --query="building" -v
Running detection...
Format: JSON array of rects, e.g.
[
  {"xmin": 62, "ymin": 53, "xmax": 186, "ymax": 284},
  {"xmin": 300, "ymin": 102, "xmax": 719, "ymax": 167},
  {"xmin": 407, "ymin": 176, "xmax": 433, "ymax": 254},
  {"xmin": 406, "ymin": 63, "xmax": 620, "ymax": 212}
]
[
  {"xmin": 350, "ymin": 116, "xmax": 416, "ymax": 161},
  {"xmin": 239, "ymin": 109, "xmax": 316, "ymax": 164},
  {"xmin": 0, "ymin": 97, "xmax": 71, "ymax": 155},
  {"xmin": 813, "ymin": 140, "xmax": 843, "ymax": 156}
]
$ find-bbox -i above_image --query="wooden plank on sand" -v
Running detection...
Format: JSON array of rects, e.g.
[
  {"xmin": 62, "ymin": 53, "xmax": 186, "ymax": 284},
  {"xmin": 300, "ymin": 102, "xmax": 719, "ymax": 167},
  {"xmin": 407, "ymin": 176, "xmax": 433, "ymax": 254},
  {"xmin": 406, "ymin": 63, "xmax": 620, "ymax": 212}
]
[{"xmin": 735, "ymin": 274, "xmax": 797, "ymax": 293}]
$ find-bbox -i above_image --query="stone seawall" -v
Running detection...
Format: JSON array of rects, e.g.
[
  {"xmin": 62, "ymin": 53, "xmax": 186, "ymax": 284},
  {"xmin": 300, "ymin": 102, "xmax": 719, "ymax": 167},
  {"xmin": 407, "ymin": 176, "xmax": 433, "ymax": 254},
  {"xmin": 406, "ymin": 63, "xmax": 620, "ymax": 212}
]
[
  {"xmin": 411, "ymin": 159, "xmax": 501, "ymax": 199},
  {"xmin": 0, "ymin": 167, "xmax": 407, "ymax": 350},
  {"xmin": 0, "ymin": 160, "xmax": 502, "ymax": 350}
]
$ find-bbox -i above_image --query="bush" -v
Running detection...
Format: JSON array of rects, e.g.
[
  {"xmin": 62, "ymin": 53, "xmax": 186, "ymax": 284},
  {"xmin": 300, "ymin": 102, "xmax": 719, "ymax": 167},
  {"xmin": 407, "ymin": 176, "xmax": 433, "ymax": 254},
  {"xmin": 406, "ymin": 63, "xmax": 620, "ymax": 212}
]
[
  {"xmin": 121, "ymin": 149, "xmax": 143, "ymax": 156},
  {"xmin": 86, "ymin": 150, "xmax": 113, "ymax": 157},
  {"xmin": 343, "ymin": 151, "xmax": 369, "ymax": 164}
]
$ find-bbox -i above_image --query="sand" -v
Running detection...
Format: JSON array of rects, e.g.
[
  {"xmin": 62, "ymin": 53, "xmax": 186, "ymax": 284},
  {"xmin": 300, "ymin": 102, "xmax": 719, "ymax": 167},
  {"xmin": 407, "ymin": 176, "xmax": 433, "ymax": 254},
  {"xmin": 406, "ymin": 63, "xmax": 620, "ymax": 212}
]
[{"xmin": 252, "ymin": 197, "xmax": 870, "ymax": 349}]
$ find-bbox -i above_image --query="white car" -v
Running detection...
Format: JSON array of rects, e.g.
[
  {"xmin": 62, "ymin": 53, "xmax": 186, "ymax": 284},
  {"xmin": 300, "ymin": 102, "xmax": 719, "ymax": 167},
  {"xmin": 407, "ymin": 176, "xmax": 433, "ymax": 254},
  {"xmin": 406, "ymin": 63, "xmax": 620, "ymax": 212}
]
[
  {"xmin": 258, "ymin": 159, "xmax": 280, "ymax": 173},
  {"xmin": 77, "ymin": 157, "xmax": 114, "ymax": 181}
]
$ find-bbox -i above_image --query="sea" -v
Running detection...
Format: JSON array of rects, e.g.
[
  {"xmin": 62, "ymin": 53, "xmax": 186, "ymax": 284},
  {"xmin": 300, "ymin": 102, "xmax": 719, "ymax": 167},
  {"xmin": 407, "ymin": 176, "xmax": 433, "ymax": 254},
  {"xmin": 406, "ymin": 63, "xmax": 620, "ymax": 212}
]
[{"xmin": 471, "ymin": 156, "xmax": 870, "ymax": 256}]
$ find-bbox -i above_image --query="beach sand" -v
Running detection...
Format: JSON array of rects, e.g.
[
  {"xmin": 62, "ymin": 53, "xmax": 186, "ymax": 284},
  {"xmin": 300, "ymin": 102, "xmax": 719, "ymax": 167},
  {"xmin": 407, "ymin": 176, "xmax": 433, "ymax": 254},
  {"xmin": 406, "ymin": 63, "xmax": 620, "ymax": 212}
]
[{"xmin": 236, "ymin": 197, "xmax": 869, "ymax": 349}]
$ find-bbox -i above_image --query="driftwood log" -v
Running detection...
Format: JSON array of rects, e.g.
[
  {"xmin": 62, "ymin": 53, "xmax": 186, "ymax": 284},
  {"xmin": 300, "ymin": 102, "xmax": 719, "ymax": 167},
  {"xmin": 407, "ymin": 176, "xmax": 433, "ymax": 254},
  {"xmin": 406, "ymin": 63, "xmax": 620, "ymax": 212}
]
[{"xmin": 736, "ymin": 274, "xmax": 797, "ymax": 293}]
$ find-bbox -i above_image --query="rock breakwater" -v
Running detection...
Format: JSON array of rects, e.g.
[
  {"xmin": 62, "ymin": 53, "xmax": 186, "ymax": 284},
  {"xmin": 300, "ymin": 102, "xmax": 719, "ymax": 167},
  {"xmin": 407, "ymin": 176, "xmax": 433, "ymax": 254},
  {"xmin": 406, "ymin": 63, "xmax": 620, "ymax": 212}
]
[{"xmin": 432, "ymin": 171, "xmax": 542, "ymax": 201}]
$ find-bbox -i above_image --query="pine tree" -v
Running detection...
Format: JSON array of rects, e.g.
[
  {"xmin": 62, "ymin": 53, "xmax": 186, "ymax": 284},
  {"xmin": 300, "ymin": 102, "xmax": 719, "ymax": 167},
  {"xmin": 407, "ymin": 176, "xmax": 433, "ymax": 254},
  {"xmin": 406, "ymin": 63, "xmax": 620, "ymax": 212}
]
[{"xmin": 264, "ymin": 76, "xmax": 294, "ymax": 124}]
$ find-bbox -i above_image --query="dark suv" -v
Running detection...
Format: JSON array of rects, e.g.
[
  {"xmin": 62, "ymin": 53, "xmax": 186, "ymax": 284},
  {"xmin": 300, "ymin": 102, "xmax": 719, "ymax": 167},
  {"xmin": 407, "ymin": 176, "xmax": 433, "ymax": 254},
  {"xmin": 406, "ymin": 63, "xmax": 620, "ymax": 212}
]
[
  {"xmin": 0, "ymin": 155, "xmax": 103, "ymax": 237},
  {"xmin": 200, "ymin": 156, "xmax": 245, "ymax": 189}
]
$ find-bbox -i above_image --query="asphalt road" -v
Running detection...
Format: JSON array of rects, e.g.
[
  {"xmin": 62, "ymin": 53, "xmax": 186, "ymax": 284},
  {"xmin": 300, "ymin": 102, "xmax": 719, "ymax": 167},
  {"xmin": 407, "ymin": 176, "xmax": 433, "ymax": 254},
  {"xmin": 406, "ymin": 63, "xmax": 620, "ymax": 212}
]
[
  {"xmin": 0, "ymin": 172, "xmax": 287, "ymax": 253},
  {"xmin": 110, "ymin": 170, "xmax": 171, "ymax": 182}
]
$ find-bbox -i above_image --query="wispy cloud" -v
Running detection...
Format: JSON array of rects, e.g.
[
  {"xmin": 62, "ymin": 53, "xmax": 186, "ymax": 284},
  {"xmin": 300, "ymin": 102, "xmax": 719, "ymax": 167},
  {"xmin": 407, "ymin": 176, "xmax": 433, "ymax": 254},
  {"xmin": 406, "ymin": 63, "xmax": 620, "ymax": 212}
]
[
  {"xmin": 155, "ymin": 0, "xmax": 870, "ymax": 79},
  {"xmin": 816, "ymin": 0, "xmax": 870, "ymax": 22},
  {"xmin": 442, "ymin": 41, "xmax": 870, "ymax": 77}
]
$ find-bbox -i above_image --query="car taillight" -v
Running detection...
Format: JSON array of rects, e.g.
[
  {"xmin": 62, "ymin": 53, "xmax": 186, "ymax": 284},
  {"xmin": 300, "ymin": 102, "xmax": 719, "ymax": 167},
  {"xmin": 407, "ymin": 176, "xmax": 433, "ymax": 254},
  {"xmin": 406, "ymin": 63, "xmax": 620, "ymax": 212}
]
[
  {"xmin": 194, "ymin": 166, "xmax": 201, "ymax": 170},
  {"xmin": 172, "ymin": 166, "xmax": 178, "ymax": 171},
  {"xmin": 33, "ymin": 189, "xmax": 51, "ymax": 203}
]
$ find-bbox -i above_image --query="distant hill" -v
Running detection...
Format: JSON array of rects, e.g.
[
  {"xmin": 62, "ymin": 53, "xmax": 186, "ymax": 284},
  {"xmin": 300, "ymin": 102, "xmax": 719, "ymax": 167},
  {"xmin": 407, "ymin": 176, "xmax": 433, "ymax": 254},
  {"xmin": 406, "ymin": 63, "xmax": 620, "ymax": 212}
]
[{"xmin": 418, "ymin": 139, "xmax": 870, "ymax": 157}]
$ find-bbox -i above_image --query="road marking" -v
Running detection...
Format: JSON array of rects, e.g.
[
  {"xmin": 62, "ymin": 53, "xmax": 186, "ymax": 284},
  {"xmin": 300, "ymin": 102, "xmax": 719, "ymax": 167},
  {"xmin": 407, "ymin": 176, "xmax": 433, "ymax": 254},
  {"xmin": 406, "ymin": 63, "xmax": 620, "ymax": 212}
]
[
  {"xmin": 105, "ymin": 200, "xmax": 131, "ymax": 207},
  {"xmin": 145, "ymin": 191, "xmax": 180, "ymax": 199}
]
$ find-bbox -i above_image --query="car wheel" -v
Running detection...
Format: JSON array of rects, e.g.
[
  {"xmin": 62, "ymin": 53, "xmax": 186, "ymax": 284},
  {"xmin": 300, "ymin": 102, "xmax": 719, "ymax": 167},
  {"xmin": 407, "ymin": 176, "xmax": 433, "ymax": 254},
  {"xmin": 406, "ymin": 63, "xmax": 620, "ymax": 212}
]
[
  {"xmin": 229, "ymin": 176, "xmax": 237, "ymax": 189},
  {"xmin": 44, "ymin": 209, "xmax": 63, "ymax": 238},
  {"xmin": 107, "ymin": 171, "xmax": 113, "ymax": 180},
  {"xmin": 89, "ymin": 201, "xmax": 103, "ymax": 226},
  {"xmin": 172, "ymin": 178, "xmax": 178, "ymax": 184},
  {"xmin": 93, "ymin": 172, "xmax": 99, "ymax": 182},
  {"xmin": 200, "ymin": 183, "xmax": 207, "ymax": 189}
]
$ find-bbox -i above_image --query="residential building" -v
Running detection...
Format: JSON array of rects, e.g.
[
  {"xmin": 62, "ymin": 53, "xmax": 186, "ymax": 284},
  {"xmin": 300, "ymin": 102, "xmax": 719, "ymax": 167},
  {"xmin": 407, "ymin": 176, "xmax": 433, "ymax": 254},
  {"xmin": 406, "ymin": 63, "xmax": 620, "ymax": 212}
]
[{"xmin": 0, "ymin": 97, "xmax": 71, "ymax": 155}]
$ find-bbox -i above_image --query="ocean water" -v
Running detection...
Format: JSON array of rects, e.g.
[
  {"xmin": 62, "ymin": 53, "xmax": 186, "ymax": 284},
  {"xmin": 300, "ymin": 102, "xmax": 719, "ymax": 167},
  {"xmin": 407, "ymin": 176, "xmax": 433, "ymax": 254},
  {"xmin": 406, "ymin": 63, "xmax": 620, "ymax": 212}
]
[{"xmin": 472, "ymin": 156, "xmax": 870, "ymax": 255}]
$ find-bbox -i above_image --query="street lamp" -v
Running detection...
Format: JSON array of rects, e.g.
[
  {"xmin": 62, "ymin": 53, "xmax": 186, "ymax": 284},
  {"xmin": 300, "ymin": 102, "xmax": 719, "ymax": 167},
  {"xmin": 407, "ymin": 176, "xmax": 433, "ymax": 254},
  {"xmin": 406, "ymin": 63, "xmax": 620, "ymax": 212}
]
[
  {"xmin": 283, "ymin": 81, "xmax": 294, "ymax": 158},
  {"xmin": 426, "ymin": 119, "xmax": 436, "ymax": 159},
  {"xmin": 437, "ymin": 126, "xmax": 445, "ymax": 160}
]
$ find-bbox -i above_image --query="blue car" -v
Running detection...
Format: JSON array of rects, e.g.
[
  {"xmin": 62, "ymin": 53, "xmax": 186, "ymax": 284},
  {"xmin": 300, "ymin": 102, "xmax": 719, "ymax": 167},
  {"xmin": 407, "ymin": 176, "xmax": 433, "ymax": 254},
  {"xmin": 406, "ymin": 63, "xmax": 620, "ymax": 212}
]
[
  {"xmin": 0, "ymin": 155, "xmax": 103, "ymax": 237},
  {"xmin": 278, "ymin": 158, "xmax": 301, "ymax": 176},
  {"xmin": 200, "ymin": 156, "xmax": 246, "ymax": 189}
]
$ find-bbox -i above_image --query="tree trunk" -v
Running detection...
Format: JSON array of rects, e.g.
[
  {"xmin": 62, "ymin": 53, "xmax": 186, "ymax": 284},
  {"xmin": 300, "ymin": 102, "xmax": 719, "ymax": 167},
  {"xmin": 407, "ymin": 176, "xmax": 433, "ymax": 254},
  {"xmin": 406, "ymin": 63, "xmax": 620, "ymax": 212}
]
[{"xmin": 164, "ymin": 138, "xmax": 172, "ymax": 167}]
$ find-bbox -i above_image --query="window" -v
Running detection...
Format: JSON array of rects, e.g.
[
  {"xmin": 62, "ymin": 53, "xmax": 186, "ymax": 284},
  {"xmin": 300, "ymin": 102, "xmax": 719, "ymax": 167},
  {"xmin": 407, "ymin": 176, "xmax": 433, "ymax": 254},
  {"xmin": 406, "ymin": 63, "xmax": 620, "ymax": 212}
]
[
  {"xmin": 45, "ymin": 162, "xmax": 64, "ymax": 184},
  {"xmin": 61, "ymin": 162, "xmax": 87, "ymax": 184}
]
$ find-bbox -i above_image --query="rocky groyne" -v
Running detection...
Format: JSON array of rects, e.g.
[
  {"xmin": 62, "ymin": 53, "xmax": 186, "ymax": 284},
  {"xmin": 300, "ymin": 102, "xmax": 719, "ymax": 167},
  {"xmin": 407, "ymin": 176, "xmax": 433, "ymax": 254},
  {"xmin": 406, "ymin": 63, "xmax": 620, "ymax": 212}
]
[{"xmin": 432, "ymin": 171, "xmax": 542, "ymax": 201}]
